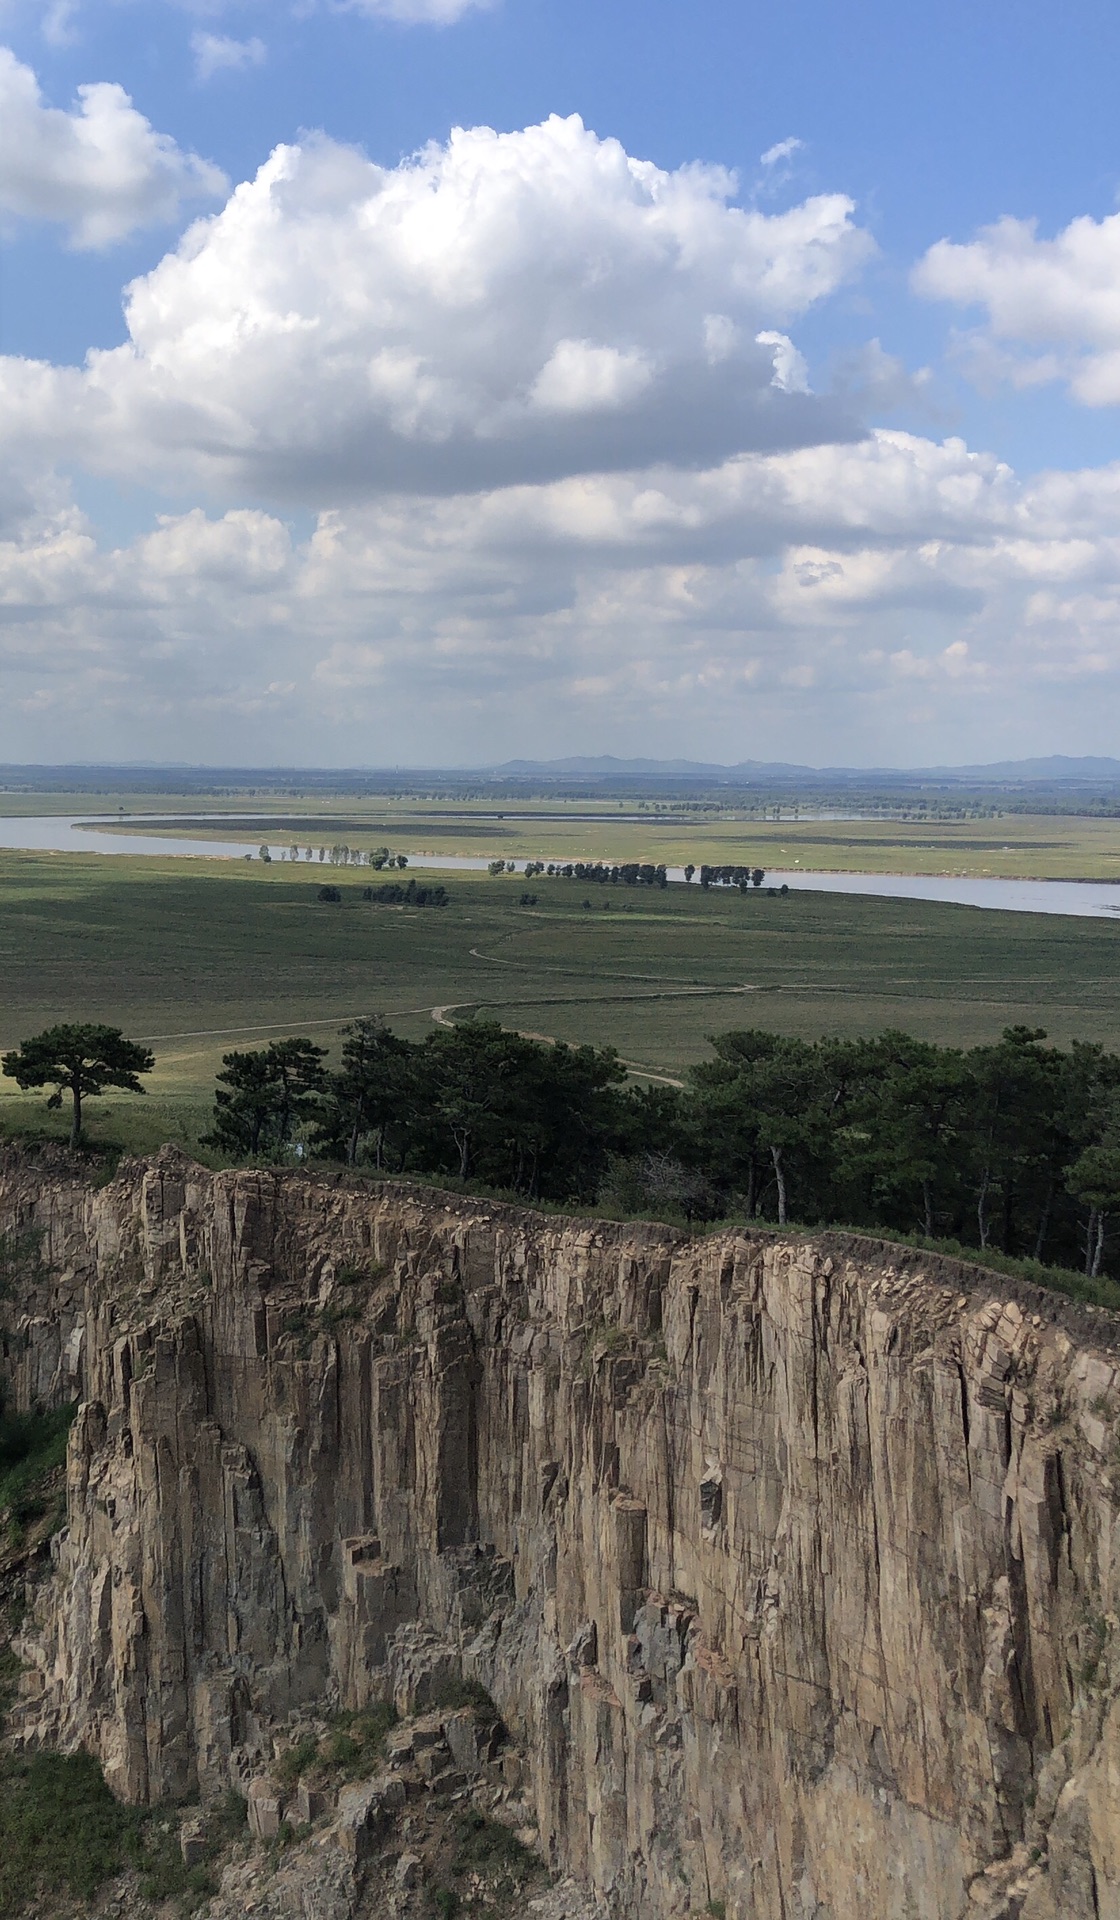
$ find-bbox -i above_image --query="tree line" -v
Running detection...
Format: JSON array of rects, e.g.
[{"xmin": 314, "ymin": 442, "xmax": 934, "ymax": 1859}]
[
  {"xmin": 4, "ymin": 1018, "xmax": 1120, "ymax": 1282},
  {"xmin": 496, "ymin": 860, "xmax": 671, "ymax": 887},
  {"xmin": 317, "ymin": 880, "xmax": 448, "ymax": 906},
  {"xmin": 203, "ymin": 1019, "xmax": 1120, "ymax": 1279}
]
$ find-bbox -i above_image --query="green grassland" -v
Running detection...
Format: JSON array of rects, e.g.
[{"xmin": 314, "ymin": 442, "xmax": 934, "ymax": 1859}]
[
  {"xmin": 6, "ymin": 787, "xmax": 1120, "ymax": 879},
  {"xmin": 1, "ymin": 847, "xmax": 1119, "ymax": 1155}
]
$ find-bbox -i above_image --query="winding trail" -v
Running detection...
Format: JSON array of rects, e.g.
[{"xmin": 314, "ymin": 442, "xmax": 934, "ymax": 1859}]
[
  {"xmin": 428, "ymin": 994, "xmax": 747, "ymax": 1087},
  {"xmin": 137, "ymin": 930, "xmax": 754, "ymax": 1089}
]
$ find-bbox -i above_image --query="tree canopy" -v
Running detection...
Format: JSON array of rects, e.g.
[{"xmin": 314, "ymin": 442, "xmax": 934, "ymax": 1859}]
[
  {"xmin": 1, "ymin": 1025, "xmax": 154, "ymax": 1147},
  {"xmin": 202, "ymin": 1039, "xmax": 329, "ymax": 1158},
  {"xmin": 200, "ymin": 1017, "xmax": 1120, "ymax": 1281}
]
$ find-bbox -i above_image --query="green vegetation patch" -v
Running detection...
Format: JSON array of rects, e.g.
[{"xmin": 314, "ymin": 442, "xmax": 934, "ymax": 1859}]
[
  {"xmin": 0, "ymin": 1400, "xmax": 76, "ymax": 1547},
  {"xmin": 427, "ymin": 1675, "xmax": 500, "ymax": 1717},
  {"xmin": 429, "ymin": 1810, "xmax": 543, "ymax": 1920},
  {"xmin": 0, "ymin": 1751, "xmax": 138, "ymax": 1908},
  {"xmin": 274, "ymin": 1703, "xmax": 400, "ymax": 1787},
  {"xmin": 0, "ymin": 1749, "xmax": 246, "ymax": 1914}
]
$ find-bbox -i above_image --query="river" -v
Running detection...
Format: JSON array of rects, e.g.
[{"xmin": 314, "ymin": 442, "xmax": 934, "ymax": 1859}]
[{"xmin": 0, "ymin": 814, "xmax": 1118, "ymax": 920}]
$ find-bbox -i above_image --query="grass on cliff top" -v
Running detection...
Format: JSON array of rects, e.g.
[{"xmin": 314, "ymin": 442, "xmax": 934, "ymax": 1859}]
[
  {"xmin": 856, "ymin": 1231, "xmax": 1120, "ymax": 1316},
  {"xmin": 312, "ymin": 1166, "xmax": 1120, "ymax": 1320}
]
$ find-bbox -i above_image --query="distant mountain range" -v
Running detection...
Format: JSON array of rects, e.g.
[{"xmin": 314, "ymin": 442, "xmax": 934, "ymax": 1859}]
[
  {"xmin": 493, "ymin": 755, "xmax": 1120, "ymax": 785},
  {"xmin": 1, "ymin": 756, "xmax": 1119, "ymax": 790}
]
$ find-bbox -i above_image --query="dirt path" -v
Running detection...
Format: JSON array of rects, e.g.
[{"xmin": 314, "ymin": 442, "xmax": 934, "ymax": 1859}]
[{"xmin": 430, "ymin": 1001, "xmax": 686, "ymax": 1086}]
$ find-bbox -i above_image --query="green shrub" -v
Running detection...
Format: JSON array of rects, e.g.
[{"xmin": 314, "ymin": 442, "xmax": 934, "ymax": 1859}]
[
  {"xmin": 0, "ymin": 1749, "xmax": 249, "ymax": 1914},
  {"xmin": 274, "ymin": 1735, "xmax": 319, "ymax": 1787},
  {"xmin": 319, "ymin": 1703, "xmax": 399, "ymax": 1777},
  {"xmin": 429, "ymin": 1675, "xmax": 499, "ymax": 1717},
  {"xmin": 451, "ymin": 1810, "xmax": 533, "ymax": 1871},
  {"xmin": 0, "ymin": 1400, "xmax": 76, "ymax": 1545},
  {"xmin": 0, "ymin": 1751, "xmax": 144, "ymax": 1908}
]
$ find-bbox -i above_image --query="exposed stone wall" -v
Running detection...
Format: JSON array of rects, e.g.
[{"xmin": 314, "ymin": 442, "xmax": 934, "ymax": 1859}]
[{"xmin": 2, "ymin": 1145, "xmax": 1119, "ymax": 1920}]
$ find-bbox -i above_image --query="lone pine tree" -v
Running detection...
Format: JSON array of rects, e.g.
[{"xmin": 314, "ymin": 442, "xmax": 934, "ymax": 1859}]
[{"xmin": 1, "ymin": 1024, "xmax": 155, "ymax": 1147}]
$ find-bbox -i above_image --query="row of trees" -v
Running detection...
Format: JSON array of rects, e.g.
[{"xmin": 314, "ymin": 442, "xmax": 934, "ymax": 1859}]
[
  {"xmin": 318, "ymin": 880, "xmax": 448, "ymax": 906},
  {"xmin": 204, "ymin": 1019, "xmax": 1120, "ymax": 1278},
  {"xmin": 680, "ymin": 1026, "xmax": 1120, "ymax": 1274},
  {"xmin": 5, "ymin": 1019, "xmax": 1120, "ymax": 1281},
  {"xmin": 205, "ymin": 1022, "xmax": 625, "ymax": 1198},
  {"xmin": 492, "ymin": 861, "xmax": 670, "ymax": 886},
  {"xmin": 265, "ymin": 845, "xmax": 410, "ymax": 869},
  {"xmin": 498, "ymin": 861, "xmax": 772, "ymax": 891},
  {"xmin": 268, "ymin": 853, "xmax": 770, "ymax": 888},
  {"xmin": 693, "ymin": 864, "xmax": 767, "ymax": 890}
]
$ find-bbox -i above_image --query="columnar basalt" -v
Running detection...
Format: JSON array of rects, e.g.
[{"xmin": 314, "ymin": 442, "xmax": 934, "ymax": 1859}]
[{"xmin": 1, "ymin": 1144, "xmax": 1119, "ymax": 1920}]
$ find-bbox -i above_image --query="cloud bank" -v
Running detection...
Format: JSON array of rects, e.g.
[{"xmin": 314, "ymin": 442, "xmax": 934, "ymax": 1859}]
[
  {"xmin": 5, "ymin": 429, "xmax": 1120, "ymax": 764},
  {"xmin": 4, "ymin": 99, "xmax": 1120, "ymax": 763},
  {"xmin": 340, "ymin": 0, "xmax": 498, "ymax": 21}
]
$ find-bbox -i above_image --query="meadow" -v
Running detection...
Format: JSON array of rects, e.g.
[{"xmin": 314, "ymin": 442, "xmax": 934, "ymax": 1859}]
[{"xmin": 1, "ymin": 845, "xmax": 1119, "ymax": 1155}]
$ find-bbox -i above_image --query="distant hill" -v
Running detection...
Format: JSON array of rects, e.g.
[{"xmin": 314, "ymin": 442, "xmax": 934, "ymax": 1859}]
[
  {"xmin": 1, "ymin": 756, "xmax": 1119, "ymax": 791},
  {"xmin": 494, "ymin": 754, "xmax": 1120, "ymax": 786}
]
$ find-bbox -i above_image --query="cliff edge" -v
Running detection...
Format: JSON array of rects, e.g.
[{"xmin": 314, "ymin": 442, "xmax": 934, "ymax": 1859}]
[{"xmin": 1, "ymin": 1144, "xmax": 1118, "ymax": 1920}]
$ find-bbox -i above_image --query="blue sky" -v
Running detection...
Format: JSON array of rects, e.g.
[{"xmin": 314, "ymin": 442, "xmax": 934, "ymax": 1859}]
[{"xmin": 1, "ymin": 0, "xmax": 1119, "ymax": 765}]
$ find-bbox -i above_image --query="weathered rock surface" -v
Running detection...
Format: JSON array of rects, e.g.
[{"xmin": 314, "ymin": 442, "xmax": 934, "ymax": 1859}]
[{"xmin": 3, "ymin": 1144, "xmax": 1120, "ymax": 1920}]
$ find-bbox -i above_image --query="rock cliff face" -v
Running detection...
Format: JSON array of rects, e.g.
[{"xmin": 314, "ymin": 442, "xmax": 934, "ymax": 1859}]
[{"xmin": 2, "ymin": 1146, "xmax": 1120, "ymax": 1920}]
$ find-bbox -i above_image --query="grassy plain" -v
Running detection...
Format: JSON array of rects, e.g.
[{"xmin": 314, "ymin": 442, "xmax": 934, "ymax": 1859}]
[
  {"xmin": 1, "ymin": 847, "xmax": 1119, "ymax": 1155},
  {"xmin": 5, "ymin": 789, "xmax": 1120, "ymax": 880}
]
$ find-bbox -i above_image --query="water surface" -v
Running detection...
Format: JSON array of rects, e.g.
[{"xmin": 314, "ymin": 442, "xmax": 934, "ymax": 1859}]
[{"xmin": 1, "ymin": 815, "xmax": 1118, "ymax": 919}]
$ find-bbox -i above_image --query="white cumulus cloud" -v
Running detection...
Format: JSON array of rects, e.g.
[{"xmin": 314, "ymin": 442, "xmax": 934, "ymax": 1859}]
[
  {"xmin": 528, "ymin": 340, "xmax": 653, "ymax": 413},
  {"xmin": 755, "ymin": 331, "xmax": 810, "ymax": 393},
  {"xmin": 0, "ymin": 114, "xmax": 872, "ymax": 497},
  {"xmin": 914, "ymin": 209, "xmax": 1120, "ymax": 406},
  {"xmin": 0, "ymin": 46, "xmax": 227, "ymax": 248}
]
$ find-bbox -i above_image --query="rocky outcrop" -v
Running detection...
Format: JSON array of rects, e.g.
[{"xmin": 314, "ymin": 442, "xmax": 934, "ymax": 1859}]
[{"xmin": 3, "ymin": 1145, "xmax": 1120, "ymax": 1920}]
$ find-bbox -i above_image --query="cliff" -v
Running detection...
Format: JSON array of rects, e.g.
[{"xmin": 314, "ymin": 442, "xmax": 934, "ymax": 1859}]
[{"xmin": 1, "ymin": 1145, "xmax": 1119, "ymax": 1920}]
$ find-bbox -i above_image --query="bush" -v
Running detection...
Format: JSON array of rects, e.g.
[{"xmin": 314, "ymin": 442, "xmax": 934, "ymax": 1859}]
[
  {"xmin": 277, "ymin": 1703, "xmax": 401, "ymax": 1785},
  {"xmin": 317, "ymin": 885, "xmax": 342, "ymax": 903},
  {"xmin": 362, "ymin": 881, "xmax": 447, "ymax": 908},
  {"xmin": 0, "ymin": 1399, "xmax": 76, "ymax": 1545},
  {"xmin": 0, "ymin": 1751, "xmax": 220, "ymax": 1910},
  {"xmin": 429, "ymin": 1675, "xmax": 500, "ymax": 1717},
  {"xmin": 0, "ymin": 1752, "xmax": 136, "ymax": 1905}
]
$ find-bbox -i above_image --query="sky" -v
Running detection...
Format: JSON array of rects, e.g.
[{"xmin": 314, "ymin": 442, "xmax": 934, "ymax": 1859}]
[{"xmin": 2, "ymin": 1, "xmax": 1120, "ymax": 768}]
